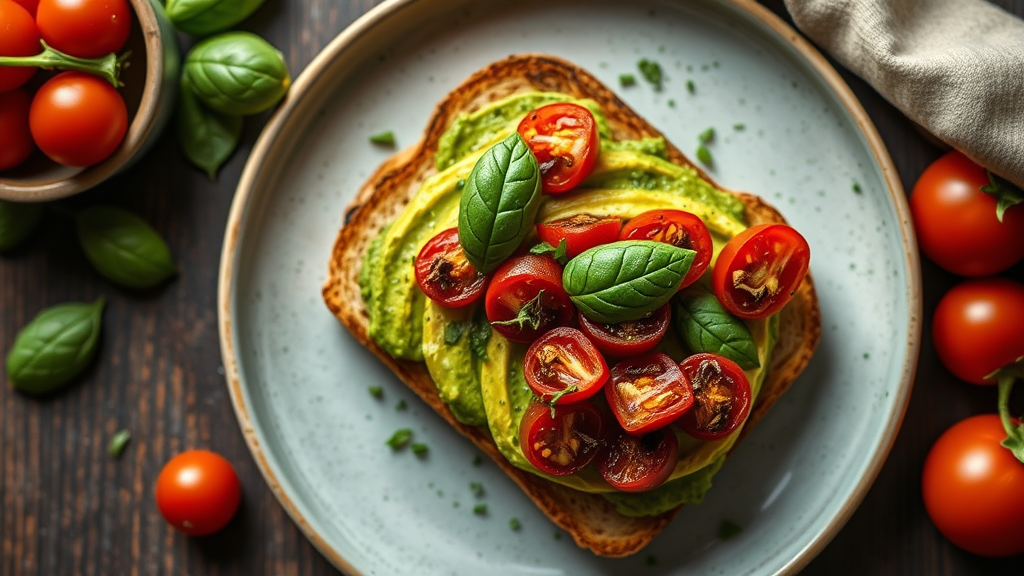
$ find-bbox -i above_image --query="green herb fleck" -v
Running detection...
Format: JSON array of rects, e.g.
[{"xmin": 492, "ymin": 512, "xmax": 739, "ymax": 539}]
[
  {"xmin": 108, "ymin": 429, "xmax": 131, "ymax": 459},
  {"xmin": 697, "ymin": 145, "xmax": 713, "ymax": 165},
  {"xmin": 619, "ymin": 73, "xmax": 636, "ymax": 87},
  {"xmin": 490, "ymin": 290, "xmax": 547, "ymax": 331},
  {"xmin": 638, "ymin": 58, "xmax": 663, "ymax": 90},
  {"xmin": 852, "ymin": 181, "xmax": 862, "ymax": 194},
  {"xmin": 456, "ymin": 178, "xmax": 466, "ymax": 189},
  {"xmin": 646, "ymin": 555, "xmax": 658, "ymax": 566},
  {"xmin": 529, "ymin": 239, "xmax": 568, "ymax": 266},
  {"xmin": 686, "ymin": 79, "xmax": 695, "ymax": 94},
  {"xmin": 698, "ymin": 127, "xmax": 715, "ymax": 144},
  {"xmin": 718, "ymin": 519, "xmax": 743, "ymax": 540},
  {"xmin": 386, "ymin": 428, "xmax": 413, "ymax": 450},
  {"xmin": 667, "ymin": 99, "xmax": 675, "ymax": 108},
  {"xmin": 443, "ymin": 322, "xmax": 466, "ymax": 345},
  {"xmin": 469, "ymin": 312, "xmax": 491, "ymax": 360},
  {"xmin": 733, "ymin": 123, "xmax": 746, "ymax": 131},
  {"xmin": 548, "ymin": 384, "xmax": 577, "ymax": 418},
  {"xmin": 472, "ymin": 454, "xmax": 483, "ymax": 466},
  {"xmin": 396, "ymin": 399, "xmax": 408, "ymax": 411},
  {"xmin": 509, "ymin": 517, "xmax": 521, "ymax": 531},
  {"xmin": 554, "ymin": 531, "xmax": 562, "ymax": 540},
  {"xmin": 368, "ymin": 386, "xmax": 383, "ymax": 399},
  {"xmin": 411, "ymin": 442, "xmax": 429, "ymax": 457},
  {"xmin": 470, "ymin": 481, "xmax": 485, "ymax": 497},
  {"xmin": 473, "ymin": 503, "xmax": 488, "ymax": 515},
  {"xmin": 369, "ymin": 131, "xmax": 395, "ymax": 146}
]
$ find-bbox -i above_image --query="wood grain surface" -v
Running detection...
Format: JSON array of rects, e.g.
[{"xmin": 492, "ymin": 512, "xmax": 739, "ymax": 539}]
[{"xmin": 2, "ymin": 0, "xmax": 1023, "ymax": 574}]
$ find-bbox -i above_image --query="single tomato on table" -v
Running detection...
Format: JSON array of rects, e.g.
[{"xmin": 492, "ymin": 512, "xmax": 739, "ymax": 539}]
[
  {"xmin": 578, "ymin": 303, "xmax": 670, "ymax": 358},
  {"xmin": 484, "ymin": 254, "xmax": 573, "ymax": 343},
  {"xmin": 712, "ymin": 223, "xmax": 810, "ymax": 320},
  {"xmin": 414, "ymin": 227, "xmax": 487, "ymax": 308},
  {"xmin": 0, "ymin": 0, "xmax": 40, "ymax": 93},
  {"xmin": 517, "ymin": 102, "xmax": 599, "ymax": 193},
  {"xmin": 0, "ymin": 89, "xmax": 34, "ymax": 170},
  {"xmin": 156, "ymin": 449, "xmax": 242, "ymax": 537},
  {"xmin": 29, "ymin": 71, "xmax": 128, "ymax": 166},
  {"xmin": 36, "ymin": 0, "xmax": 132, "ymax": 58},
  {"xmin": 605, "ymin": 352, "xmax": 693, "ymax": 435},
  {"xmin": 910, "ymin": 150, "xmax": 1024, "ymax": 277},
  {"xmin": 596, "ymin": 426, "xmax": 678, "ymax": 492},
  {"xmin": 677, "ymin": 352, "xmax": 751, "ymax": 440},
  {"xmin": 536, "ymin": 214, "xmax": 621, "ymax": 259},
  {"xmin": 620, "ymin": 210, "xmax": 713, "ymax": 288},
  {"xmin": 519, "ymin": 400, "xmax": 605, "ymax": 476},
  {"xmin": 523, "ymin": 327, "xmax": 608, "ymax": 404}
]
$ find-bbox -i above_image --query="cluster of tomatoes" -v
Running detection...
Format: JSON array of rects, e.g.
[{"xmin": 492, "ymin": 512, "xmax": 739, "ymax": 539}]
[
  {"xmin": 0, "ymin": 0, "xmax": 132, "ymax": 170},
  {"xmin": 414, "ymin": 102, "xmax": 810, "ymax": 492},
  {"xmin": 910, "ymin": 150, "xmax": 1024, "ymax": 557}
]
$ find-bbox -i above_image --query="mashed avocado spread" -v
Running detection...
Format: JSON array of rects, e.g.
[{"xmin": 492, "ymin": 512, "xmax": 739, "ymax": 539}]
[{"xmin": 358, "ymin": 92, "xmax": 778, "ymax": 516}]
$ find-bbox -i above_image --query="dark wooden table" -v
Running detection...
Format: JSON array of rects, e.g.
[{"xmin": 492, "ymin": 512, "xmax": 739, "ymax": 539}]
[{"xmin": 3, "ymin": 0, "xmax": 1024, "ymax": 574}]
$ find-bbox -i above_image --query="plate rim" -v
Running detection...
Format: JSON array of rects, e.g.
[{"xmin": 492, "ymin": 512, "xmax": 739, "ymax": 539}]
[{"xmin": 217, "ymin": 0, "xmax": 922, "ymax": 573}]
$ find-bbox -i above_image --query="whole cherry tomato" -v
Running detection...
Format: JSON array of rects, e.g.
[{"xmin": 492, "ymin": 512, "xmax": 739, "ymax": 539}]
[
  {"xmin": 519, "ymin": 400, "xmax": 605, "ymax": 476},
  {"xmin": 414, "ymin": 227, "xmax": 487, "ymax": 308},
  {"xmin": 0, "ymin": 0, "xmax": 40, "ymax": 92},
  {"xmin": 36, "ymin": 0, "xmax": 132, "ymax": 58},
  {"xmin": 620, "ymin": 210, "xmax": 713, "ymax": 288},
  {"xmin": 536, "ymin": 214, "xmax": 621, "ymax": 259},
  {"xmin": 910, "ymin": 150, "xmax": 1024, "ymax": 277},
  {"xmin": 578, "ymin": 303, "xmax": 670, "ymax": 358},
  {"xmin": 484, "ymin": 254, "xmax": 573, "ymax": 343},
  {"xmin": 596, "ymin": 426, "xmax": 678, "ymax": 492},
  {"xmin": 517, "ymin": 102, "xmax": 599, "ymax": 193},
  {"xmin": 932, "ymin": 278, "xmax": 1024, "ymax": 385},
  {"xmin": 523, "ymin": 327, "xmax": 608, "ymax": 404},
  {"xmin": 677, "ymin": 352, "xmax": 751, "ymax": 440},
  {"xmin": 29, "ymin": 71, "xmax": 128, "ymax": 166},
  {"xmin": 156, "ymin": 450, "xmax": 242, "ymax": 537},
  {"xmin": 605, "ymin": 352, "xmax": 693, "ymax": 435},
  {"xmin": 0, "ymin": 89, "xmax": 34, "ymax": 170},
  {"xmin": 922, "ymin": 414, "xmax": 1024, "ymax": 557},
  {"xmin": 712, "ymin": 223, "xmax": 810, "ymax": 320}
]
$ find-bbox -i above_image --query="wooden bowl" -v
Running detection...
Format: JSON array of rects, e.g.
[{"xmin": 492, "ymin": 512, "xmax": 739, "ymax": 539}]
[{"xmin": 0, "ymin": 0, "xmax": 180, "ymax": 202}]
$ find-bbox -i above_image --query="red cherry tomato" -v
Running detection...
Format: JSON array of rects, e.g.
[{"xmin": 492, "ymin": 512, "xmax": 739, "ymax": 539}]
[
  {"xmin": 712, "ymin": 223, "xmax": 810, "ymax": 320},
  {"xmin": 578, "ymin": 303, "xmax": 670, "ymax": 358},
  {"xmin": 922, "ymin": 414, "xmax": 1024, "ymax": 557},
  {"xmin": 155, "ymin": 450, "xmax": 242, "ymax": 537},
  {"xmin": 519, "ymin": 400, "xmax": 605, "ymax": 476},
  {"xmin": 0, "ymin": 0, "xmax": 40, "ymax": 93},
  {"xmin": 910, "ymin": 150, "xmax": 1024, "ymax": 276},
  {"xmin": 484, "ymin": 254, "xmax": 574, "ymax": 343},
  {"xmin": 605, "ymin": 352, "xmax": 694, "ymax": 435},
  {"xmin": 11, "ymin": 0, "xmax": 38, "ymax": 15},
  {"xmin": 414, "ymin": 227, "xmax": 487, "ymax": 308},
  {"xmin": 523, "ymin": 327, "xmax": 609, "ymax": 404},
  {"xmin": 596, "ymin": 426, "xmax": 678, "ymax": 492},
  {"xmin": 517, "ymin": 102, "xmax": 599, "ymax": 193},
  {"xmin": 36, "ymin": 0, "xmax": 132, "ymax": 58},
  {"xmin": 677, "ymin": 352, "xmax": 751, "ymax": 440},
  {"xmin": 932, "ymin": 278, "xmax": 1024, "ymax": 385},
  {"xmin": 29, "ymin": 71, "xmax": 127, "ymax": 166},
  {"xmin": 620, "ymin": 210, "xmax": 713, "ymax": 288},
  {"xmin": 0, "ymin": 89, "xmax": 34, "ymax": 170},
  {"xmin": 536, "ymin": 214, "xmax": 621, "ymax": 259}
]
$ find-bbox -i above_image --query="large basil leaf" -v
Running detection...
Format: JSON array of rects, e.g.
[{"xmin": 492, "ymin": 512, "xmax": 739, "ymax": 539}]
[
  {"xmin": 166, "ymin": 0, "xmax": 265, "ymax": 37},
  {"xmin": 176, "ymin": 74, "xmax": 243, "ymax": 180},
  {"xmin": 458, "ymin": 132, "xmax": 541, "ymax": 273},
  {"xmin": 674, "ymin": 287, "xmax": 760, "ymax": 369},
  {"xmin": 6, "ymin": 297, "xmax": 105, "ymax": 394},
  {"xmin": 0, "ymin": 200, "xmax": 44, "ymax": 251},
  {"xmin": 75, "ymin": 207, "xmax": 177, "ymax": 289},
  {"xmin": 183, "ymin": 32, "xmax": 290, "ymax": 116},
  {"xmin": 563, "ymin": 240, "xmax": 694, "ymax": 324}
]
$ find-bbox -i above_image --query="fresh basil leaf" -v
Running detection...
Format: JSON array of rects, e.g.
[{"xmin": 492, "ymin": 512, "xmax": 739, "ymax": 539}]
[
  {"xmin": 529, "ymin": 239, "xmax": 568, "ymax": 266},
  {"xmin": 183, "ymin": 31, "xmax": 291, "ymax": 116},
  {"xmin": 674, "ymin": 288, "xmax": 760, "ymax": 369},
  {"xmin": 6, "ymin": 297, "xmax": 105, "ymax": 394},
  {"xmin": 458, "ymin": 132, "xmax": 541, "ymax": 273},
  {"xmin": 166, "ymin": 0, "xmax": 265, "ymax": 37},
  {"xmin": 563, "ymin": 240, "xmax": 694, "ymax": 324},
  {"xmin": 0, "ymin": 200, "xmax": 44, "ymax": 251},
  {"xmin": 75, "ymin": 207, "xmax": 177, "ymax": 289},
  {"xmin": 176, "ymin": 74, "xmax": 242, "ymax": 180}
]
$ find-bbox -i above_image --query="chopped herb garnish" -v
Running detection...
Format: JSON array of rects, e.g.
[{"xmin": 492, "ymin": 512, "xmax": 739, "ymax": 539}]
[
  {"xmin": 619, "ymin": 73, "xmax": 636, "ymax": 87},
  {"xmin": 386, "ymin": 428, "xmax": 413, "ymax": 450},
  {"xmin": 108, "ymin": 429, "xmax": 131, "ymax": 459},
  {"xmin": 698, "ymin": 127, "xmax": 715, "ymax": 144},
  {"xmin": 553, "ymin": 532, "xmax": 562, "ymax": 540},
  {"xmin": 548, "ymin": 384, "xmax": 578, "ymax": 417},
  {"xmin": 469, "ymin": 312, "xmax": 491, "ymax": 360},
  {"xmin": 369, "ymin": 131, "xmax": 396, "ymax": 146},
  {"xmin": 490, "ymin": 289, "xmax": 547, "ymax": 331},
  {"xmin": 368, "ymin": 385, "xmax": 384, "ymax": 399},
  {"xmin": 411, "ymin": 442, "xmax": 429, "ymax": 457},
  {"xmin": 396, "ymin": 399, "xmax": 408, "ymax": 411},
  {"xmin": 443, "ymin": 322, "xmax": 466, "ymax": 345},
  {"xmin": 696, "ymin": 145, "xmax": 713, "ymax": 165},
  {"xmin": 638, "ymin": 58, "xmax": 663, "ymax": 90},
  {"xmin": 473, "ymin": 503, "xmax": 488, "ymax": 515},
  {"xmin": 456, "ymin": 178, "xmax": 466, "ymax": 189},
  {"xmin": 509, "ymin": 517, "xmax": 521, "ymax": 531},
  {"xmin": 852, "ymin": 181, "xmax": 863, "ymax": 194},
  {"xmin": 686, "ymin": 79, "xmax": 695, "ymax": 94},
  {"xmin": 718, "ymin": 519, "xmax": 743, "ymax": 540},
  {"xmin": 733, "ymin": 123, "xmax": 746, "ymax": 131},
  {"xmin": 667, "ymin": 99, "xmax": 676, "ymax": 108},
  {"xmin": 472, "ymin": 454, "xmax": 483, "ymax": 466},
  {"xmin": 529, "ymin": 239, "xmax": 568, "ymax": 266},
  {"xmin": 470, "ymin": 481, "xmax": 485, "ymax": 497}
]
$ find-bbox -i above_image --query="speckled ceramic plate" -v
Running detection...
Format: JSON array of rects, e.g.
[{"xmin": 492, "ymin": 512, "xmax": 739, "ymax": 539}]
[{"xmin": 218, "ymin": 0, "xmax": 921, "ymax": 574}]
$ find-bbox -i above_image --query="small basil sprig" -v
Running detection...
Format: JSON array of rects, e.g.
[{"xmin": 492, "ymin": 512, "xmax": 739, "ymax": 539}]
[
  {"xmin": 183, "ymin": 32, "xmax": 291, "ymax": 116},
  {"xmin": 562, "ymin": 240, "xmax": 694, "ymax": 324},
  {"xmin": 75, "ymin": 207, "xmax": 177, "ymax": 289},
  {"xmin": 458, "ymin": 132, "xmax": 541, "ymax": 273},
  {"xmin": 176, "ymin": 74, "xmax": 243, "ymax": 180},
  {"xmin": 674, "ymin": 288, "xmax": 760, "ymax": 369},
  {"xmin": 0, "ymin": 200, "xmax": 45, "ymax": 251},
  {"xmin": 6, "ymin": 297, "xmax": 105, "ymax": 394},
  {"xmin": 166, "ymin": 0, "xmax": 266, "ymax": 37}
]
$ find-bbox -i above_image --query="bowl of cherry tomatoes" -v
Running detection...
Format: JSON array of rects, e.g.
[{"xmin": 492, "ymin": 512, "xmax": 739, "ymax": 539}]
[{"xmin": 0, "ymin": 0, "xmax": 179, "ymax": 202}]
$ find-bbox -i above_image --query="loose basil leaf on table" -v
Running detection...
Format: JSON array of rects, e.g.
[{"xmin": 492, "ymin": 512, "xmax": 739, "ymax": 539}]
[
  {"xmin": 176, "ymin": 74, "xmax": 243, "ymax": 180},
  {"xmin": 563, "ymin": 240, "xmax": 694, "ymax": 324},
  {"xmin": 6, "ymin": 297, "xmax": 105, "ymax": 394},
  {"xmin": 166, "ymin": 0, "xmax": 266, "ymax": 37},
  {"xmin": 183, "ymin": 31, "xmax": 291, "ymax": 116},
  {"xmin": 674, "ymin": 287, "xmax": 760, "ymax": 369},
  {"xmin": 75, "ymin": 207, "xmax": 177, "ymax": 289},
  {"xmin": 0, "ymin": 200, "xmax": 45, "ymax": 251},
  {"xmin": 458, "ymin": 132, "xmax": 542, "ymax": 273}
]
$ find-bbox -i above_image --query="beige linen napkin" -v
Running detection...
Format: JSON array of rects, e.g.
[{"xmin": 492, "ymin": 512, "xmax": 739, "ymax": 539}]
[{"xmin": 783, "ymin": 0, "xmax": 1024, "ymax": 188}]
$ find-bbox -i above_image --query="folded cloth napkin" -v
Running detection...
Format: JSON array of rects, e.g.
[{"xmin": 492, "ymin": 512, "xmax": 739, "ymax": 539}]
[{"xmin": 783, "ymin": 0, "xmax": 1024, "ymax": 188}]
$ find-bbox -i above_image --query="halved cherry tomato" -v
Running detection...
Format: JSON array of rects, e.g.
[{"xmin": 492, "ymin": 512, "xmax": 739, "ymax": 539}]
[
  {"xmin": 596, "ymin": 426, "xmax": 678, "ymax": 492},
  {"xmin": 517, "ymin": 102, "xmax": 599, "ymax": 193},
  {"xmin": 620, "ymin": 210, "xmax": 713, "ymax": 288},
  {"xmin": 519, "ymin": 400, "xmax": 605, "ymax": 476},
  {"xmin": 536, "ymin": 214, "xmax": 621, "ymax": 259},
  {"xmin": 0, "ymin": 0, "xmax": 40, "ymax": 93},
  {"xmin": 484, "ymin": 254, "xmax": 574, "ymax": 343},
  {"xmin": 578, "ymin": 303, "xmax": 670, "ymax": 357},
  {"xmin": 524, "ymin": 327, "xmax": 609, "ymax": 404},
  {"xmin": 677, "ymin": 352, "xmax": 751, "ymax": 440},
  {"xmin": 36, "ymin": 0, "xmax": 132, "ymax": 59},
  {"xmin": 712, "ymin": 223, "xmax": 810, "ymax": 319},
  {"xmin": 605, "ymin": 352, "xmax": 693, "ymax": 435},
  {"xmin": 414, "ymin": 227, "xmax": 487, "ymax": 308},
  {"xmin": 29, "ymin": 71, "xmax": 128, "ymax": 166},
  {"xmin": 0, "ymin": 89, "xmax": 34, "ymax": 170}
]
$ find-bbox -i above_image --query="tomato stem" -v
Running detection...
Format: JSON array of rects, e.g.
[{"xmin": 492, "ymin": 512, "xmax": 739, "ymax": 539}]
[
  {"xmin": 0, "ymin": 41, "xmax": 128, "ymax": 87},
  {"xmin": 995, "ymin": 368, "xmax": 1024, "ymax": 464}
]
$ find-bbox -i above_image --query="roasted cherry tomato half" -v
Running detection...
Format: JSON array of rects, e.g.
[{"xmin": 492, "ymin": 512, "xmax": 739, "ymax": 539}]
[
  {"xmin": 155, "ymin": 450, "xmax": 242, "ymax": 537},
  {"xmin": 578, "ymin": 303, "xmax": 670, "ymax": 358},
  {"xmin": 524, "ymin": 327, "xmax": 609, "ymax": 404},
  {"xmin": 414, "ymin": 227, "xmax": 487, "ymax": 308},
  {"xmin": 36, "ymin": 0, "xmax": 132, "ymax": 58},
  {"xmin": 712, "ymin": 223, "xmax": 810, "ymax": 319},
  {"xmin": 484, "ymin": 254, "xmax": 574, "ymax": 343},
  {"xmin": 517, "ymin": 102, "xmax": 599, "ymax": 193},
  {"xmin": 597, "ymin": 426, "xmax": 678, "ymax": 492},
  {"xmin": 519, "ymin": 400, "xmax": 605, "ymax": 476},
  {"xmin": 0, "ymin": 0, "xmax": 40, "ymax": 93},
  {"xmin": 605, "ymin": 352, "xmax": 694, "ymax": 435},
  {"xmin": 0, "ymin": 89, "xmax": 34, "ymax": 170},
  {"xmin": 677, "ymin": 352, "xmax": 751, "ymax": 440},
  {"xmin": 620, "ymin": 210, "xmax": 713, "ymax": 288},
  {"xmin": 536, "ymin": 214, "xmax": 622, "ymax": 259}
]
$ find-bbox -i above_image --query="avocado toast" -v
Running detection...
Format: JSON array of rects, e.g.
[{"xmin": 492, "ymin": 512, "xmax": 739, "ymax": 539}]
[{"xmin": 322, "ymin": 54, "xmax": 821, "ymax": 557}]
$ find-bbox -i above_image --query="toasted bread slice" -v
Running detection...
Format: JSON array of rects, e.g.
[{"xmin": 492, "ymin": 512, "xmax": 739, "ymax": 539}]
[{"xmin": 323, "ymin": 54, "xmax": 821, "ymax": 557}]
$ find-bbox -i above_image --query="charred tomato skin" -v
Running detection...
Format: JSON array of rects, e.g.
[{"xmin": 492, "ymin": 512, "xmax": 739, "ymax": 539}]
[
  {"xmin": 484, "ymin": 254, "xmax": 574, "ymax": 343},
  {"xmin": 517, "ymin": 102, "xmax": 600, "ymax": 193},
  {"xmin": 577, "ymin": 304, "xmax": 670, "ymax": 358},
  {"xmin": 605, "ymin": 352, "xmax": 694, "ymax": 435},
  {"xmin": 677, "ymin": 352, "xmax": 751, "ymax": 440},
  {"xmin": 712, "ymin": 223, "xmax": 810, "ymax": 319},
  {"xmin": 519, "ymin": 400, "xmax": 605, "ymax": 476},
  {"xmin": 523, "ymin": 327, "xmax": 609, "ymax": 404},
  {"xmin": 596, "ymin": 426, "xmax": 679, "ymax": 492},
  {"xmin": 414, "ymin": 227, "xmax": 487, "ymax": 308}
]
